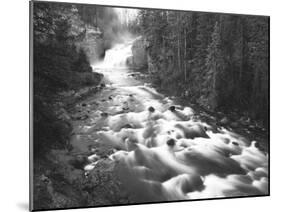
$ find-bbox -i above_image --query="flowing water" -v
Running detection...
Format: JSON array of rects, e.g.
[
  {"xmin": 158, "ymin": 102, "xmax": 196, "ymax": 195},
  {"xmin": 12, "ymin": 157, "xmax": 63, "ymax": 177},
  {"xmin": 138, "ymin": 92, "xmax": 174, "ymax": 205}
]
[{"xmin": 71, "ymin": 39, "xmax": 268, "ymax": 203}]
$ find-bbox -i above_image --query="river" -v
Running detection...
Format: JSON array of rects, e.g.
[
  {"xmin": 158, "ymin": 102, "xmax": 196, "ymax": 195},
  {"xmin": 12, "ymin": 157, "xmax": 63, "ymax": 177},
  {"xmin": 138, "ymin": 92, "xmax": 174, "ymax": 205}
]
[{"xmin": 69, "ymin": 39, "xmax": 268, "ymax": 203}]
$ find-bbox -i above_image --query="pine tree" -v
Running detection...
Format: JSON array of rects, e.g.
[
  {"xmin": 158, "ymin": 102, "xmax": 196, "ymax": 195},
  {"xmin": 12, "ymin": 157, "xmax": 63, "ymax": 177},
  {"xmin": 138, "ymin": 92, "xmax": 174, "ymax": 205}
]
[
  {"xmin": 204, "ymin": 21, "xmax": 225, "ymax": 109},
  {"xmin": 136, "ymin": 10, "xmax": 268, "ymax": 125}
]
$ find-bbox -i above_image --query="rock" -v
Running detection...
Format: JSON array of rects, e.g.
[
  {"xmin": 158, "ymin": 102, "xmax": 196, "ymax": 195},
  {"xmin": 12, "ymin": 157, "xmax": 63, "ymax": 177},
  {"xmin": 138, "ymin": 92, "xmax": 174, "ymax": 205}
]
[
  {"xmin": 68, "ymin": 155, "xmax": 88, "ymax": 170},
  {"xmin": 232, "ymin": 141, "xmax": 239, "ymax": 146},
  {"xmin": 77, "ymin": 114, "xmax": 89, "ymax": 120},
  {"xmin": 169, "ymin": 106, "xmax": 176, "ymax": 112},
  {"xmin": 254, "ymin": 142, "xmax": 260, "ymax": 148},
  {"xmin": 121, "ymin": 124, "xmax": 134, "ymax": 129},
  {"xmin": 40, "ymin": 174, "xmax": 50, "ymax": 183},
  {"xmin": 166, "ymin": 138, "xmax": 176, "ymax": 147},
  {"xmin": 220, "ymin": 117, "xmax": 229, "ymax": 124},
  {"xmin": 174, "ymin": 123, "xmax": 209, "ymax": 139},
  {"xmin": 74, "ymin": 93, "xmax": 81, "ymax": 98},
  {"xmin": 100, "ymin": 83, "xmax": 105, "ymax": 87},
  {"xmin": 122, "ymin": 102, "xmax": 129, "ymax": 111},
  {"xmin": 130, "ymin": 37, "xmax": 148, "ymax": 69},
  {"xmin": 249, "ymin": 125, "xmax": 256, "ymax": 129},
  {"xmin": 76, "ymin": 28, "xmax": 104, "ymax": 64},
  {"xmin": 239, "ymin": 117, "xmax": 251, "ymax": 126},
  {"xmin": 88, "ymin": 154, "xmax": 101, "ymax": 163},
  {"xmin": 223, "ymin": 138, "xmax": 230, "ymax": 144},
  {"xmin": 230, "ymin": 121, "xmax": 239, "ymax": 128},
  {"xmin": 148, "ymin": 106, "xmax": 155, "ymax": 113},
  {"xmin": 126, "ymin": 56, "xmax": 134, "ymax": 67},
  {"xmin": 84, "ymin": 161, "xmax": 99, "ymax": 172},
  {"xmin": 100, "ymin": 112, "xmax": 108, "ymax": 118}
]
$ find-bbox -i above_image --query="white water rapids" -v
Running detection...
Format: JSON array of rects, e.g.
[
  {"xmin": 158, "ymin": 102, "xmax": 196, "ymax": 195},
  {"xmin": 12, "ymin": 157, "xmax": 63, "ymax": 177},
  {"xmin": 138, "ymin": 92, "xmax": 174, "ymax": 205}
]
[{"xmin": 75, "ymin": 39, "xmax": 268, "ymax": 202}]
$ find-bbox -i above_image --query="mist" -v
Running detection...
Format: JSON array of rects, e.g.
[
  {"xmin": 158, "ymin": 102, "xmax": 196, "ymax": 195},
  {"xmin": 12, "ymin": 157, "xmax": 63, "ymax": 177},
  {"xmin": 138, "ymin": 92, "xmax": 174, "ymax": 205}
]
[{"xmin": 95, "ymin": 7, "xmax": 139, "ymax": 49}]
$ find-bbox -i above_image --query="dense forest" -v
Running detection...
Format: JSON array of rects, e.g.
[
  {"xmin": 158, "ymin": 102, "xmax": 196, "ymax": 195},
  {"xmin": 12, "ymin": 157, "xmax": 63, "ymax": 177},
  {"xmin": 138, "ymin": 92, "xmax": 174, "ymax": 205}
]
[
  {"xmin": 31, "ymin": 2, "xmax": 269, "ymax": 210},
  {"xmin": 130, "ymin": 10, "xmax": 269, "ymax": 127},
  {"xmin": 34, "ymin": 2, "xmax": 94, "ymax": 157},
  {"xmin": 33, "ymin": 2, "xmax": 125, "ymax": 156}
]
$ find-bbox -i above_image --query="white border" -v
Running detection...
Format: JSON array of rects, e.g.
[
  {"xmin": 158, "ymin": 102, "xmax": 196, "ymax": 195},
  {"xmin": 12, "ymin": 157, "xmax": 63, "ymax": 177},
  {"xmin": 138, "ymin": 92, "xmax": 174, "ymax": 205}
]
[{"xmin": 0, "ymin": 0, "xmax": 279, "ymax": 211}]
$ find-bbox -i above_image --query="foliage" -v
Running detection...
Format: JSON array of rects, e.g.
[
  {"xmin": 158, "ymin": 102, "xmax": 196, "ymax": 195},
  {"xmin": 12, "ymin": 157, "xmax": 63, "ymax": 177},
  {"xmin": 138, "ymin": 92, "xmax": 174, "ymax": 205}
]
[
  {"xmin": 33, "ymin": 2, "xmax": 103, "ymax": 157},
  {"xmin": 135, "ymin": 10, "xmax": 269, "ymax": 126}
]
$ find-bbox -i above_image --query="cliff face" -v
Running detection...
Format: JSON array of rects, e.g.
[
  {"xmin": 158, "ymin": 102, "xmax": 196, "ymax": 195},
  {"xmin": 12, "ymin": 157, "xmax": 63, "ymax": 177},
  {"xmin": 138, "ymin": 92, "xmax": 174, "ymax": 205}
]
[
  {"xmin": 127, "ymin": 37, "xmax": 148, "ymax": 70},
  {"xmin": 76, "ymin": 26, "xmax": 105, "ymax": 64}
]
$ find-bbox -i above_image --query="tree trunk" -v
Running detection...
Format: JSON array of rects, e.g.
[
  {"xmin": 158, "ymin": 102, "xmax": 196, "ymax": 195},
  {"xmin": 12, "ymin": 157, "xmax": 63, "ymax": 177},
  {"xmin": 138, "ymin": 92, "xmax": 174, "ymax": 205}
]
[
  {"xmin": 184, "ymin": 28, "xmax": 187, "ymax": 81},
  {"xmin": 177, "ymin": 13, "xmax": 181, "ymax": 73}
]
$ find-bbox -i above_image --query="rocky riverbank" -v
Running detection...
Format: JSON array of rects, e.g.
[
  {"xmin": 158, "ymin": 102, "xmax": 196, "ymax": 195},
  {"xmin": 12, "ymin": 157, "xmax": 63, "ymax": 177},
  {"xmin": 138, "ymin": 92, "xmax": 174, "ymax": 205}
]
[{"xmin": 33, "ymin": 80, "xmax": 134, "ymax": 210}]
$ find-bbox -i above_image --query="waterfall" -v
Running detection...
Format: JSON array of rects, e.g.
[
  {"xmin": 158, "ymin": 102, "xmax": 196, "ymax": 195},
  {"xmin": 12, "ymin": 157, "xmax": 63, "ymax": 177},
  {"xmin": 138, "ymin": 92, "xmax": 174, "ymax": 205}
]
[{"xmin": 93, "ymin": 40, "xmax": 134, "ymax": 70}]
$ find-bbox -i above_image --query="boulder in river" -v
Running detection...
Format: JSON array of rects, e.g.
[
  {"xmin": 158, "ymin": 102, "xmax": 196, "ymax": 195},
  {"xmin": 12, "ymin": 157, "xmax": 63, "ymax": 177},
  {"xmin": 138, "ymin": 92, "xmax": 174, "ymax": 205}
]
[
  {"xmin": 169, "ymin": 106, "xmax": 176, "ymax": 112},
  {"xmin": 148, "ymin": 106, "xmax": 155, "ymax": 113}
]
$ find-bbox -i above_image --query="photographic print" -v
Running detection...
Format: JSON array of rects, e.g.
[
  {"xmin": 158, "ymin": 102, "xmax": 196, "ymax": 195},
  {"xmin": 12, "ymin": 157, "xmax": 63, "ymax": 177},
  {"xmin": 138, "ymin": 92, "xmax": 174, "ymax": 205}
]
[{"xmin": 30, "ymin": 0, "xmax": 269, "ymax": 211}]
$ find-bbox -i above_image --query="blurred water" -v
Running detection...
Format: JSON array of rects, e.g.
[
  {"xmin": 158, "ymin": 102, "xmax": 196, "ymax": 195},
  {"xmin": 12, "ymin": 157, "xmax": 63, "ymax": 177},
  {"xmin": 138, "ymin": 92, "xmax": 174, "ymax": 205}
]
[{"xmin": 78, "ymin": 40, "xmax": 269, "ymax": 202}]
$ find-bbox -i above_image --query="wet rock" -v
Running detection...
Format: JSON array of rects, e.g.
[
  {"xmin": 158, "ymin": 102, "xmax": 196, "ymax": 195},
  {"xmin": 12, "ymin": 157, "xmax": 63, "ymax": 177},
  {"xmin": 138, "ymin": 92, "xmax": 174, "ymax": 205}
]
[
  {"xmin": 148, "ymin": 106, "xmax": 155, "ymax": 112},
  {"xmin": 121, "ymin": 124, "xmax": 134, "ymax": 129},
  {"xmin": 239, "ymin": 117, "xmax": 250, "ymax": 126},
  {"xmin": 249, "ymin": 125, "xmax": 256, "ymax": 129},
  {"xmin": 232, "ymin": 141, "xmax": 239, "ymax": 146},
  {"xmin": 254, "ymin": 142, "xmax": 260, "ymax": 148},
  {"xmin": 84, "ymin": 161, "xmax": 99, "ymax": 172},
  {"xmin": 88, "ymin": 100, "xmax": 99, "ymax": 106},
  {"xmin": 169, "ymin": 106, "xmax": 176, "ymax": 112},
  {"xmin": 166, "ymin": 138, "xmax": 176, "ymax": 146},
  {"xmin": 68, "ymin": 155, "xmax": 88, "ymax": 170},
  {"xmin": 74, "ymin": 114, "xmax": 89, "ymax": 120},
  {"xmin": 40, "ymin": 174, "xmax": 50, "ymax": 183},
  {"xmin": 74, "ymin": 93, "xmax": 81, "ymax": 98},
  {"xmin": 100, "ymin": 112, "xmax": 108, "ymax": 118},
  {"xmin": 220, "ymin": 117, "xmax": 229, "ymax": 124},
  {"xmin": 122, "ymin": 101, "xmax": 130, "ymax": 111},
  {"xmin": 88, "ymin": 154, "xmax": 100, "ymax": 163},
  {"xmin": 223, "ymin": 138, "xmax": 231, "ymax": 144},
  {"xmin": 128, "ymin": 73, "xmax": 136, "ymax": 77},
  {"xmin": 230, "ymin": 121, "xmax": 239, "ymax": 128},
  {"xmin": 83, "ymin": 159, "xmax": 130, "ymax": 204},
  {"xmin": 174, "ymin": 123, "xmax": 209, "ymax": 139}
]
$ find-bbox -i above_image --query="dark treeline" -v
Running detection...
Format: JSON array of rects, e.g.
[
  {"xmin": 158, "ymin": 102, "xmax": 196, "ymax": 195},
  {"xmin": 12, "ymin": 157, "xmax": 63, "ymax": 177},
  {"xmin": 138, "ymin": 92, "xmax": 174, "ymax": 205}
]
[
  {"xmin": 33, "ymin": 2, "xmax": 105, "ymax": 156},
  {"xmin": 132, "ymin": 10, "xmax": 269, "ymax": 127}
]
